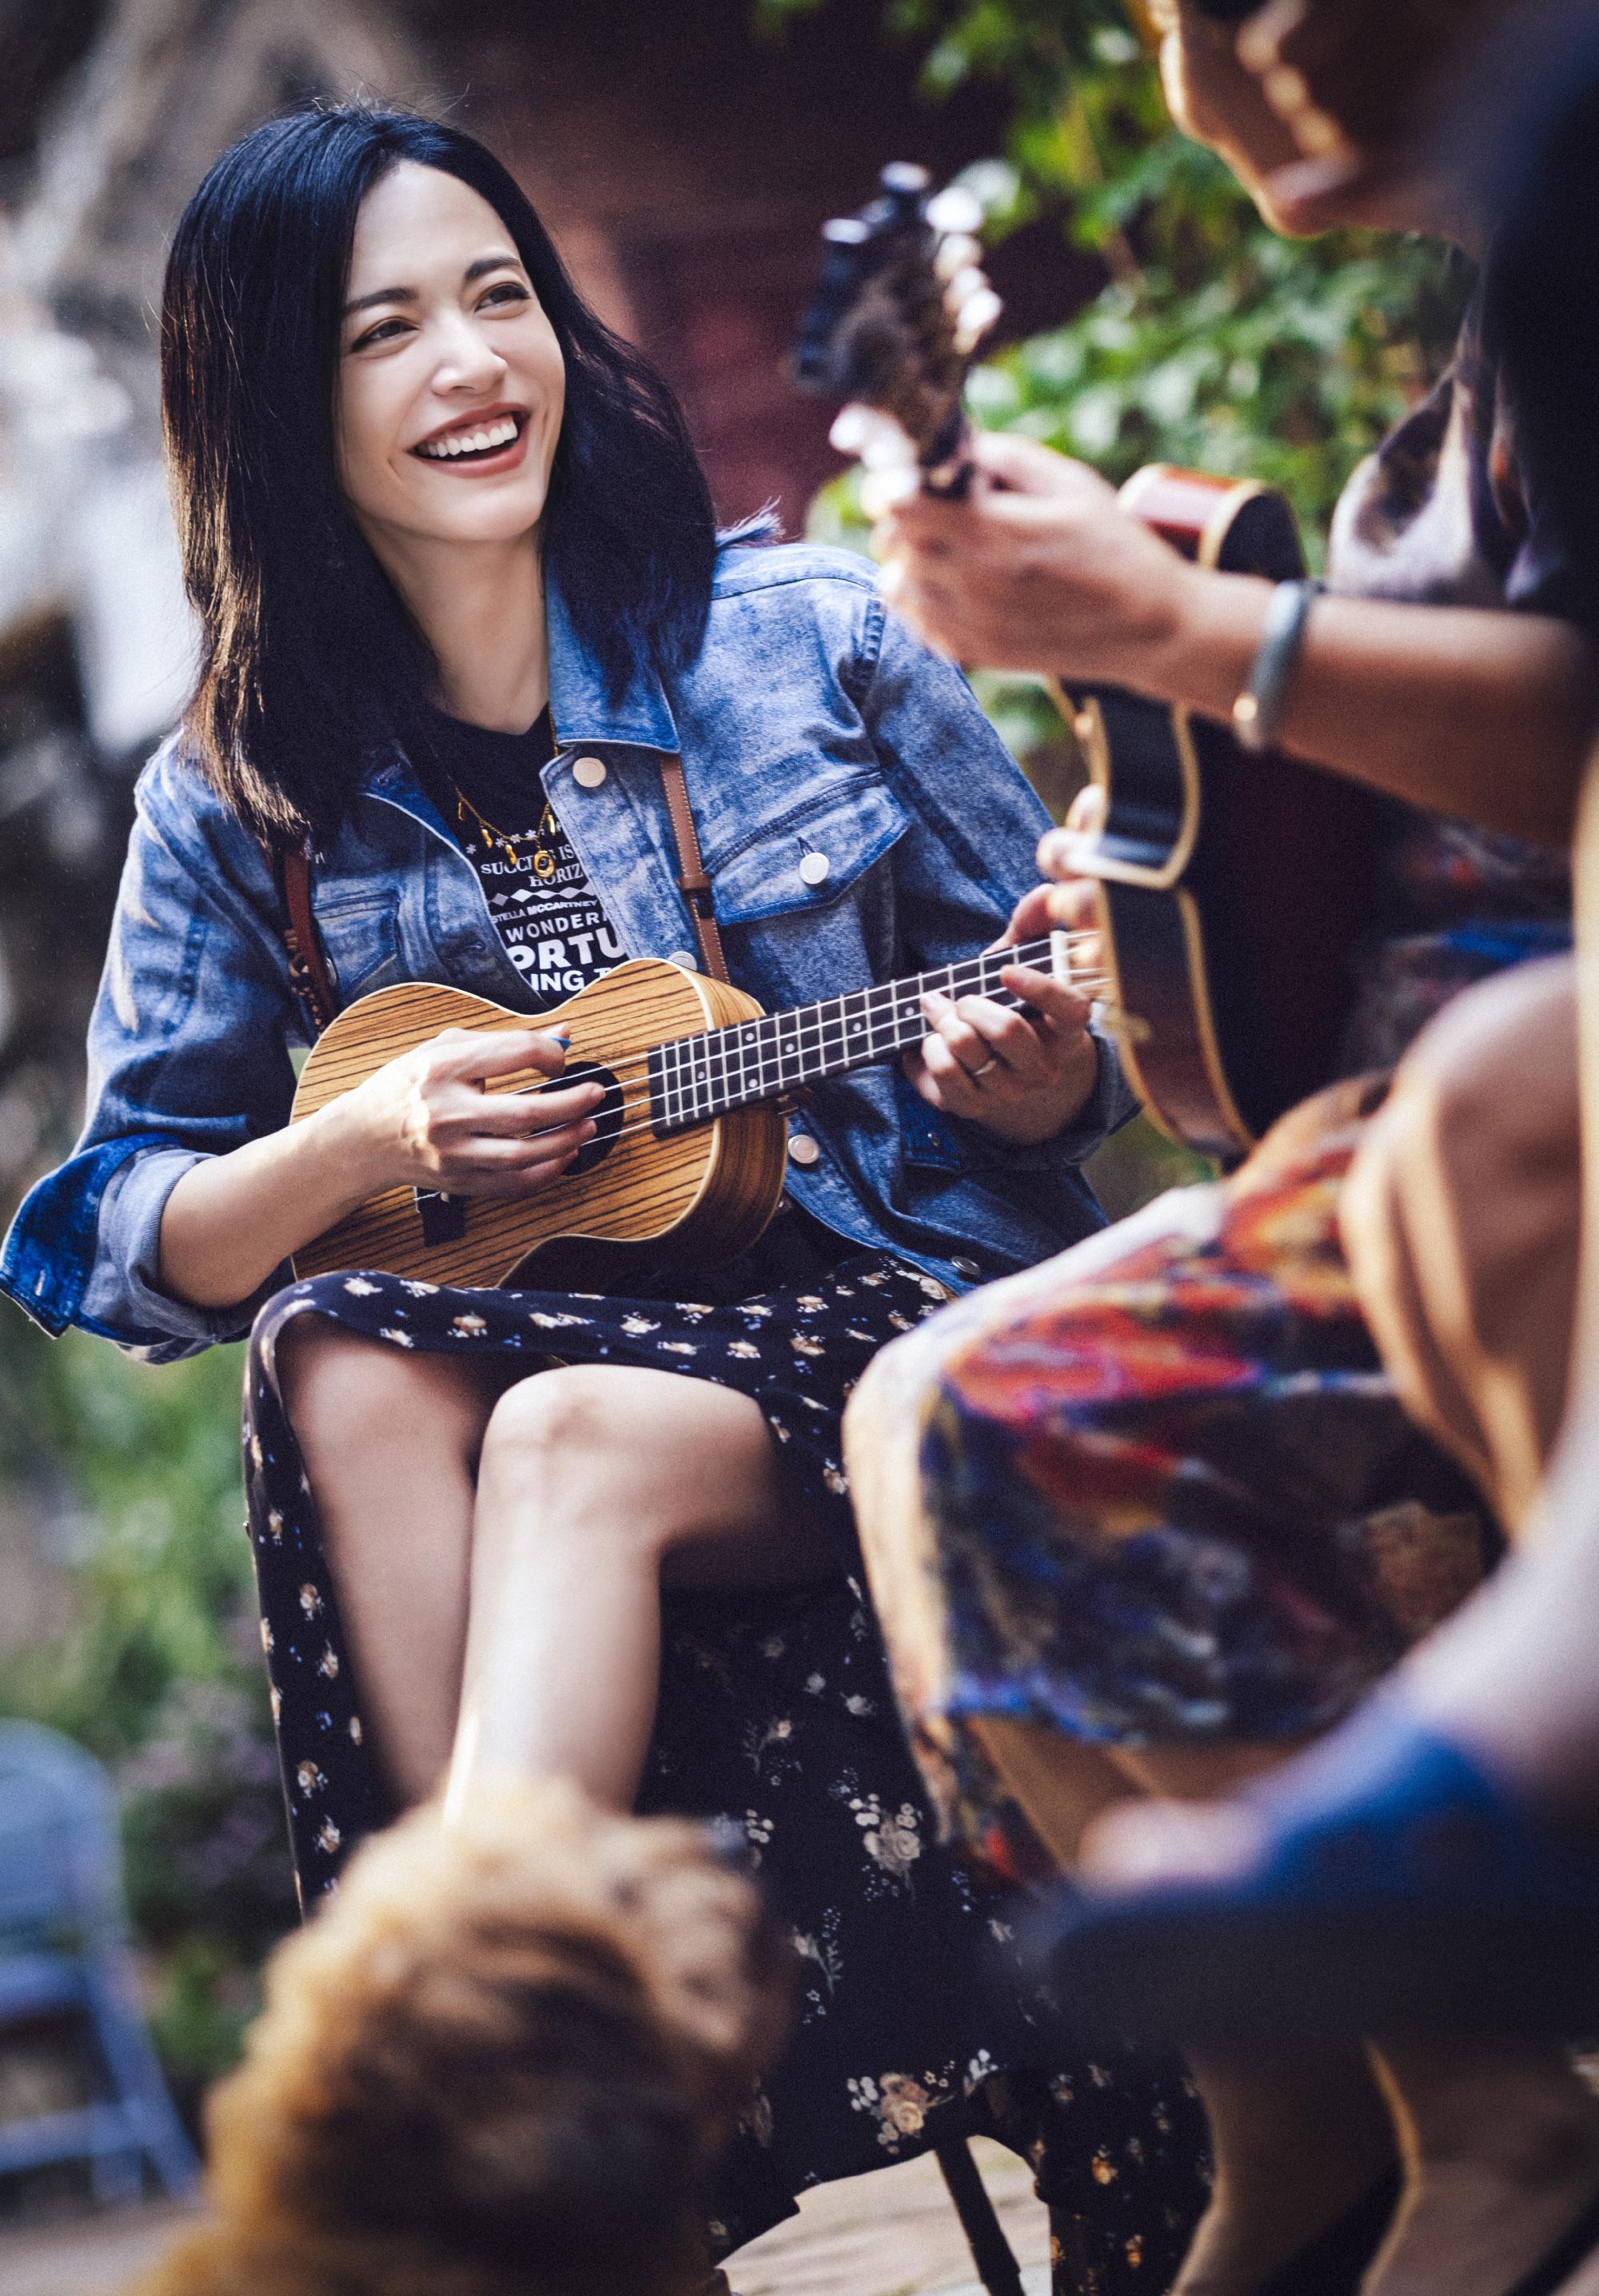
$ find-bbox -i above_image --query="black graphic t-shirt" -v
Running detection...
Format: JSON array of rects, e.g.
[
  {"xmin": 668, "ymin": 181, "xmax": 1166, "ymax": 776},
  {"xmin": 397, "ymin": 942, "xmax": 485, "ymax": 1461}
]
[{"xmin": 429, "ymin": 705, "xmax": 628, "ymax": 1000}]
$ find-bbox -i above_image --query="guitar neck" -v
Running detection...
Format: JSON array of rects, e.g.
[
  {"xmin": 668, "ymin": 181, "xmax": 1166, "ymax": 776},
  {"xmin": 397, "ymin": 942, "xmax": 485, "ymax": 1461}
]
[{"xmin": 649, "ymin": 935, "xmax": 1063, "ymax": 1132}]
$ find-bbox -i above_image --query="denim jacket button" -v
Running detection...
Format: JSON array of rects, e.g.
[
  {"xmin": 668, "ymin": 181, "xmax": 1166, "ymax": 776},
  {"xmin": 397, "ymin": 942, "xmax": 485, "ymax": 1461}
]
[
  {"xmin": 571, "ymin": 756, "xmax": 608, "ymax": 789},
  {"xmin": 666, "ymin": 948, "xmax": 696, "ymax": 969},
  {"xmin": 951, "ymin": 1254, "xmax": 981, "ymax": 1277},
  {"xmin": 788, "ymin": 1132, "xmax": 821, "ymax": 1167},
  {"xmin": 798, "ymin": 850, "xmax": 831, "ymax": 888}
]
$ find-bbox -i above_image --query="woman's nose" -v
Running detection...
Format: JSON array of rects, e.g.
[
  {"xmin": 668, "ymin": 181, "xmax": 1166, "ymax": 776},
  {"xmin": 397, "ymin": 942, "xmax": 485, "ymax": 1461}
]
[{"xmin": 432, "ymin": 313, "xmax": 507, "ymax": 393}]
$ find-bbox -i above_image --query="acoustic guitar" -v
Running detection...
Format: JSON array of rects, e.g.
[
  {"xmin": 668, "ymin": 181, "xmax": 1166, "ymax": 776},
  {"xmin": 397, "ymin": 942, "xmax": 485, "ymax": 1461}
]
[
  {"xmin": 796, "ymin": 164, "xmax": 1375, "ymax": 1162},
  {"xmin": 289, "ymin": 936, "xmax": 1083, "ymax": 1288}
]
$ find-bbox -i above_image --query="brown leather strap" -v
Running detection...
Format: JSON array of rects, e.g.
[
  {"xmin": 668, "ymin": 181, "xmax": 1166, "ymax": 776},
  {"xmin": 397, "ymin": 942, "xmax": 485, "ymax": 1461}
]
[
  {"xmin": 658, "ymin": 749, "xmax": 728, "ymax": 982},
  {"xmin": 268, "ymin": 841, "xmax": 338, "ymax": 1038}
]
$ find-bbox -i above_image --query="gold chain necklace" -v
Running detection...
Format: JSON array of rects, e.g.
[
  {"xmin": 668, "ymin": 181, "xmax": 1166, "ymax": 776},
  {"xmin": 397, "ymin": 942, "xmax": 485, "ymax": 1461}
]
[{"xmin": 453, "ymin": 788, "xmax": 560, "ymax": 881}]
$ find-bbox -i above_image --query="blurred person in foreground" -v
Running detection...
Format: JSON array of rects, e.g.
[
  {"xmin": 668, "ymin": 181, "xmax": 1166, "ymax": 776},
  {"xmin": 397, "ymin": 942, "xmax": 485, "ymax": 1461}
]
[
  {"xmin": 131, "ymin": 1783, "xmax": 792, "ymax": 2296},
  {"xmin": 1003, "ymin": 0, "xmax": 1599, "ymax": 2062},
  {"xmin": 844, "ymin": 6, "xmax": 1599, "ymax": 2296}
]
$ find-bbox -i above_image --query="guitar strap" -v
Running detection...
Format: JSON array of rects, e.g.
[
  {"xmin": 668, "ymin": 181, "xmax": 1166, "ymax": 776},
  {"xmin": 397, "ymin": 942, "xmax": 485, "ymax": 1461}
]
[
  {"xmin": 657, "ymin": 750, "xmax": 729, "ymax": 984},
  {"xmin": 269, "ymin": 842, "xmax": 339, "ymax": 1041},
  {"xmin": 265, "ymin": 751, "xmax": 725, "ymax": 1043}
]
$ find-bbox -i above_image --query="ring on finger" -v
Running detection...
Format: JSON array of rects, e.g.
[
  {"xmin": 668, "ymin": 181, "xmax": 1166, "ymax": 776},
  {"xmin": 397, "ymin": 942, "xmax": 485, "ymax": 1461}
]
[{"xmin": 969, "ymin": 1056, "xmax": 1000, "ymax": 1080}]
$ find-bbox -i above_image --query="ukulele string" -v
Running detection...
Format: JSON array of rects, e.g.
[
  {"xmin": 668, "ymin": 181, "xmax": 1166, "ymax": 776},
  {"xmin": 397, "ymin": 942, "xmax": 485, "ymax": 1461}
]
[
  {"xmin": 521, "ymin": 968, "xmax": 1115, "ymax": 1156},
  {"xmin": 490, "ymin": 932, "xmax": 1104, "ymax": 1108}
]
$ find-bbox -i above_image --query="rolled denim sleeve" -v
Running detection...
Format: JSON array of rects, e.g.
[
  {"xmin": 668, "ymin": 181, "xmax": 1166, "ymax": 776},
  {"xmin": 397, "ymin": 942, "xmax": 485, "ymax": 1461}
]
[
  {"xmin": 0, "ymin": 755, "xmax": 301, "ymax": 1358},
  {"xmin": 855, "ymin": 596, "xmax": 1138, "ymax": 1168}
]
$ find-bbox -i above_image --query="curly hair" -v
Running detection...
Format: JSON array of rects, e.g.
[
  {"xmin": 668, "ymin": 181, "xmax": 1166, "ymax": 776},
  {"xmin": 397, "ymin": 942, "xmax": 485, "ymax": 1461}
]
[{"xmin": 128, "ymin": 1783, "xmax": 792, "ymax": 2296}]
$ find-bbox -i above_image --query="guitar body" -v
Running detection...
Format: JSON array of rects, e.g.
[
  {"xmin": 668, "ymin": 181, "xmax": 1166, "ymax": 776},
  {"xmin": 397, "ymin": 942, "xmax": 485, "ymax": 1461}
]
[
  {"xmin": 1067, "ymin": 467, "xmax": 1378, "ymax": 1162},
  {"xmin": 289, "ymin": 959, "xmax": 788, "ymax": 1288}
]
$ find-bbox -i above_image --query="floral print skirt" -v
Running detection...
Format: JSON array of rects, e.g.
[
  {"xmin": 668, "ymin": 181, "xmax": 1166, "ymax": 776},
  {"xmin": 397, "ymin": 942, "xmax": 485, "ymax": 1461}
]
[
  {"xmin": 853, "ymin": 1085, "xmax": 1500, "ymax": 1869},
  {"xmin": 241, "ymin": 1210, "xmax": 1210, "ymax": 2275}
]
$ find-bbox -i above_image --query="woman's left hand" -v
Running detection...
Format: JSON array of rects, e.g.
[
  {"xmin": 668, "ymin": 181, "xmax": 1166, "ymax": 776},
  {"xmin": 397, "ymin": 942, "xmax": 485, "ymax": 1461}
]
[{"xmin": 904, "ymin": 885, "xmax": 1100, "ymax": 1146}]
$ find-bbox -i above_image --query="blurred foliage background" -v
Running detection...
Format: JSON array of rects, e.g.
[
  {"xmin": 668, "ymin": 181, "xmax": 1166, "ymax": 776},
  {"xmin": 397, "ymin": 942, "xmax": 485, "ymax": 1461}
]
[{"xmin": 0, "ymin": 0, "xmax": 1468, "ymax": 2136}]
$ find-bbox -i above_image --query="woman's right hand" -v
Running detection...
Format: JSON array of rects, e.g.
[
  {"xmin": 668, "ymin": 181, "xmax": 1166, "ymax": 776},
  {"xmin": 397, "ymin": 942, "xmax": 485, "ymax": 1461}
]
[{"xmin": 327, "ymin": 1025, "xmax": 605, "ymax": 1200}]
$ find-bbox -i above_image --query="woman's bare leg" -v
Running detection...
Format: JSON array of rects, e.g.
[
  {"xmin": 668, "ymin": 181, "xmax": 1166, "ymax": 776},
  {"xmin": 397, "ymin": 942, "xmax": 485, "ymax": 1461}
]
[
  {"xmin": 446, "ymin": 1364, "xmax": 837, "ymax": 1813},
  {"xmin": 277, "ymin": 1317, "xmax": 504, "ymax": 1805}
]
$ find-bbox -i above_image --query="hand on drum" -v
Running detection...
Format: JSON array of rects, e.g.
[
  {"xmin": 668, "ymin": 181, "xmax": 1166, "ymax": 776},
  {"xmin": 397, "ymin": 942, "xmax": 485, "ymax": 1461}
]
[{"xmin": 904, "ymin": 870, "xmax": 1102, "ymax": 1148}]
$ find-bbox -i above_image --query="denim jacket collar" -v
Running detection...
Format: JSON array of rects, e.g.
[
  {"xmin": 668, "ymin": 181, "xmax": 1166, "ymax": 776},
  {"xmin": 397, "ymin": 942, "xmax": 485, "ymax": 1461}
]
[
  {"xmin": 354, "ymin": 569, "xmax": 680, "ymax": 842},
  {"xmin": 545, "ymin": 573, "xmax": 680, "ymax": 756}
]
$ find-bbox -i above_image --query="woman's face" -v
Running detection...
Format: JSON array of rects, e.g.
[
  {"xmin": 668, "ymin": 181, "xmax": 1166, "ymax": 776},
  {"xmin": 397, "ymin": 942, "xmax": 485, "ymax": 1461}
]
[{"xmin": 335, "ymin": 162, "xmax": 566, "ymax": 563}]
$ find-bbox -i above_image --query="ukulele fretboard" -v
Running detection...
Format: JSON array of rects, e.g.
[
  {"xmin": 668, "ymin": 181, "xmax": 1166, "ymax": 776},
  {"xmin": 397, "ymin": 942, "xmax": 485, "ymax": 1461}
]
[{"xmin": 647, "ymin": 934, "xmax": 1066, "ymax": 1132}]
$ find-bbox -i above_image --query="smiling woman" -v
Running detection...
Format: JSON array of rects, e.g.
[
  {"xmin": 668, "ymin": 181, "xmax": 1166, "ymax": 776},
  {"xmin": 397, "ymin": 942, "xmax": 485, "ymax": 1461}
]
[{"xmin": 0, "ymin": 102, "xmax": 1208, "ymax": 2287}]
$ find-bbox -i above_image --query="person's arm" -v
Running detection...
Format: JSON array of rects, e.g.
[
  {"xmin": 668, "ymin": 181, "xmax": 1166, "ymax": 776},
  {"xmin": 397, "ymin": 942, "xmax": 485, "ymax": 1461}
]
[
  {"xmin": 854, "ymin": 592, "xmax": 1138, "ymax": 1158},
  {"xmin": 30, "ymin": 755, "xmax": 602, "ymax": 1352},
  {"xmin": 875, "ymin": 430, "xmax": 1595, "ymax": 848},
  {"xmin": 158, "ymin": 1024, "xmax": 604, "ymax": 1309}
]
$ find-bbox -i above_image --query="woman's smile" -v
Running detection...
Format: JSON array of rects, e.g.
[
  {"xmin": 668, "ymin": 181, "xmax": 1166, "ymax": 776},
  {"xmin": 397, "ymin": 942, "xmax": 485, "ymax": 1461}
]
[
  {"xmin": 411, "ymin": 404, "xmax": 531, "ymax": 471},
  {"xmin": 336, "ymin": 162, "xmax": 566, "ymax": 559}
]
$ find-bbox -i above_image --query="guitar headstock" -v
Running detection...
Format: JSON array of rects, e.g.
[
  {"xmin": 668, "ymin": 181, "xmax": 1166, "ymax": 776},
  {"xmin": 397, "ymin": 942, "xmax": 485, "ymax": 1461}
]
[{"xmin": 793, "ymin": 162, "xmax": 1002, "ymax": 489}]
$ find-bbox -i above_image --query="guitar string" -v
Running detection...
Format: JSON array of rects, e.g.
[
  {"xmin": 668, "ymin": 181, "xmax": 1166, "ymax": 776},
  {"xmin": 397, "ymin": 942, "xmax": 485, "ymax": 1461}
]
[
  {"xmin": 482, "ymin": 932, "xmax": 1102, "ymax": 1108},
  {"xmin": 500, "ymin": 968, "xmax": 1115, "ymax": 1159},
  {"xmin": 500, "ymin": 959, "xmax": 1112, "ymax": 1142}
]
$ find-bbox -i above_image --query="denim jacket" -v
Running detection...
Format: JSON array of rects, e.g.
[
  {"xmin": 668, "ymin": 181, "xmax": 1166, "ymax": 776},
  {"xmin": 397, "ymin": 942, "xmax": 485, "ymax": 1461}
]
[{"xmin": 1, "ymin": 542, "xmax": 1134, "ymax": 1361}]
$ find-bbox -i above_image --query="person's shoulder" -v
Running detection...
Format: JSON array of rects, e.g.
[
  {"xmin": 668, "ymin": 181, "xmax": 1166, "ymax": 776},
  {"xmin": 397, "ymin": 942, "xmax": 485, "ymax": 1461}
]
[
  {"xmin": 131, "ymin": 731, "xmax": 257, "ymax": 871},
  {"xmin": 709, "ymin": 536, "xmax": 879, "ymax": 608}
]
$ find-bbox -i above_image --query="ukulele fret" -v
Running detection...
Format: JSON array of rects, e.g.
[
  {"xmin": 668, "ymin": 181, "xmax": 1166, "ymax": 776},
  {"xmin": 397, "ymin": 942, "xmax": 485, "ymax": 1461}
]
[{"xmin": 648, "ymin": 936, "xmax": 1058, "ymax": 1135}]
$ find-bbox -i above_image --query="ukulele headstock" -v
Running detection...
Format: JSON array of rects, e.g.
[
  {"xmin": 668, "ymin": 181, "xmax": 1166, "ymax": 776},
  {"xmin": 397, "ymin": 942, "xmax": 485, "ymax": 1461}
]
[{"xmin": 793, "ymin": 162, "xmax": 1002, "ymax": 488}]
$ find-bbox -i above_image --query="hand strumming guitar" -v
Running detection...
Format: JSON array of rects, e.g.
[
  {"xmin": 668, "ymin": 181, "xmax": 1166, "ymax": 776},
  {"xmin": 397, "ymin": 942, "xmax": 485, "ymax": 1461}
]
[
  {"xmin": 905, "ymin": 872, "xmax": 1101, "ymax": 1147},
  {"xmin": 871, "ymin": 431, "xmax": 1196, "ymax": 693},
  {"xmin": 326, "ymin": 1026, "xmax": 605, "ymax": 1203}
]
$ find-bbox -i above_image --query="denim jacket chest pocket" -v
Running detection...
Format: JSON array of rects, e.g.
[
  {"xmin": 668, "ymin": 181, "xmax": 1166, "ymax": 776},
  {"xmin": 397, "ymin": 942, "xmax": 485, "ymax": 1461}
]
[
  {"xmin": 311, "ymin": 883, "xmax": 407, "ymax": 1002},
  {"xmin": 710, "ymin": 773, "xmax": 907, "ymax": 928}
]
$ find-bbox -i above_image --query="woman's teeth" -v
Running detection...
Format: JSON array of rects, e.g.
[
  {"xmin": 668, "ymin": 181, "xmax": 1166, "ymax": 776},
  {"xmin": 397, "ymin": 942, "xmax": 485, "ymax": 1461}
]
[{"xmin": 416, "ymin": 417, "xmax": 520, "ymax": 460}]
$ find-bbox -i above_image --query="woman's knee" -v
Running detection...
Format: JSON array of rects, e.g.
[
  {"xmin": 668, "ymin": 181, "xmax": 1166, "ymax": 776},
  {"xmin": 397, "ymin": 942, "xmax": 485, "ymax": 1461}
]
[
  {"xmin": 477, "ymin": 1366, "xmax": 765, "ymax": 1561},
  {"xmin": 275, "ymin": 1316, "xmax": 490, "ymax": 1471}
]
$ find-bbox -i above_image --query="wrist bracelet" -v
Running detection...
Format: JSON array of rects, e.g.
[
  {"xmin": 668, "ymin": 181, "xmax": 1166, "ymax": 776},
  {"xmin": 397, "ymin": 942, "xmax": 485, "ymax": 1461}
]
[{"xmin": 1232, "ymin": 578, "xmax": 1324, "ymax": 754}]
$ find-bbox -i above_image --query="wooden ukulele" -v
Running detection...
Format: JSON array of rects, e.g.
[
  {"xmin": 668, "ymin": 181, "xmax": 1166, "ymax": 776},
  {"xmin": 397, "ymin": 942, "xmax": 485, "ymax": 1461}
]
[
  {"xmin": 796, "ymin": 165, "xmax": 1375, "ymax": 1162},
  {"xmin": 289, "ymin": 936, "xmax": 1083, "ymax": 1288}
]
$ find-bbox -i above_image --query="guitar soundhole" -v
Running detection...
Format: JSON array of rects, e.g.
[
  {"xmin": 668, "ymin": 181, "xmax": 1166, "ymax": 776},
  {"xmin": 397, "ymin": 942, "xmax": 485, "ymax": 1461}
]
[{"xmin": 531, "ymin": 1057, "xmax": 625, "ymax": 1176}]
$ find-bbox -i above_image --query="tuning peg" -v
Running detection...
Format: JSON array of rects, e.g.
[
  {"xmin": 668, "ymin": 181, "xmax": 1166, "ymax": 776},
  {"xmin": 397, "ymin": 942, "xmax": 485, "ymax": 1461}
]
[
  {"xmin": 952, "ymin": 286, "xmax": 1003, "ymax": 353},
  {"xmin": 879, "ymin": 162, "xmax": 933, "ymax": 210},
  {"xmin": 925, "ymin": 185, "xmax": 984, "ymax": 236},
  {"xmin": 821, "ymin": 216, "xmax": 872, "ymax": 248},
  {"xmin": 933, "ymin": 234, "xmax": 983, "ymax": 281},
  {"xmin": 943, "ymin": 266, "xmax": 989, "ymax": 307}
]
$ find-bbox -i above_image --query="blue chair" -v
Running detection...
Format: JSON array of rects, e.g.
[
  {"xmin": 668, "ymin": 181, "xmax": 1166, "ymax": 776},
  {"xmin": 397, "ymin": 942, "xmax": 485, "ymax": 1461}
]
[{"xmin": 0, "ymin": 1719, "xmax": 197, "ymax": 2201}]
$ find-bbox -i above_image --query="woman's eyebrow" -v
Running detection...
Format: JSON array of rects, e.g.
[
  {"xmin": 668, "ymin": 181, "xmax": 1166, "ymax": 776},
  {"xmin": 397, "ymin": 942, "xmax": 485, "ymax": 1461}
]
[{"xmin": 342, "ymin": 252, "xmax": 523, "ymax": 320}]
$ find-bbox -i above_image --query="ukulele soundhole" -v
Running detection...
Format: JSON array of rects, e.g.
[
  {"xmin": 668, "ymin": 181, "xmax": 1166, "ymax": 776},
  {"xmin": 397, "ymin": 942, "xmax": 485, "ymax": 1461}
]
[
  {"xmin": 411, "ymin": 1060, "xmax": 626, "ymax": 1247},
  {"xmin": 531, "ymin": 1056, "xmax": 626, "ymax": 1176}
]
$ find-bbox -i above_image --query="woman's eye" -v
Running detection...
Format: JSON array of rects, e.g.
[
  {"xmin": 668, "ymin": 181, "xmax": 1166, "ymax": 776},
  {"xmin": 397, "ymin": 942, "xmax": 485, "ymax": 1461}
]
[
  {"xmin": 349, "ymin": 318, "xmax": 410, "ymax": 353},
  {"xmin": 480, "ymin": 282, "xmax": 532, "ymax": 311}
]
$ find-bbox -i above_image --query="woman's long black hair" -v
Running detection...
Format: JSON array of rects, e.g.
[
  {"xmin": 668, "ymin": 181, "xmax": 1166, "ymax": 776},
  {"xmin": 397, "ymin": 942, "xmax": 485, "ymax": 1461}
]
[{"xmin": 161, "ymin": 104, "xmax": 719, "ymax": 846}]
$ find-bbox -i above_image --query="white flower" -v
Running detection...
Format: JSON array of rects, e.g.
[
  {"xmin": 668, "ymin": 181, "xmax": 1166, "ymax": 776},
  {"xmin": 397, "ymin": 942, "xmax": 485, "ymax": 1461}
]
[
  {"xmin": 260, "ymin": 1620, "xmax": 274, "ymax": 1653},
  {"xmin": 400, "ymin": 1279, "xmax": 438, "ymax": 1296},
  {"xmin": 823, "ymin": 1465, "xmax": 849, "ymax": 1495},
  {"xmin": 843, "ymin": 1693, "xmax": 875, "ymax": 1717},
  {"xmin": 621, "ymin": 1314, "xmax": 660, "ymax": 1336},
  {"xmin": 266, "ymin": 1509, "xmax": 284, "ymax": 1542},
  {"xmin": 805, "ymin": 1671, "xmax": 826, "ymax": 1695},
  {"xmin": 529, "ymin": 1309, "xmax": 588, "ymax": 1328},
  {"xmin": 452, "ymin": 1312, "xmax": 488, "ymax": 1336},
  {"xmin": 791, "ymin": 1335, "xmax": 824, "ymax": 1358},
  {"xmin": 728, "ymin": 1338, "xmax": 762, "ymax": 1359},
  {"xmin": 343, "ymin": 1276, "xmax": 380, "ymax": 1296},
  {"xmin": 660, "ymin": 1340, "xmax": 699, "ymax": 1355},
  {"xmin": 317, "ymin": 1643, "xmax": 340, "ymax": 1679},
  {"xmin": 378, "ymin": 1326, "xmax": 414, "ymax": 1348},
  {"xmin": 298, "ymin": 1583, "xmax": 322, "ymax": 1617},
  {"xmin": 349, "ymin": 1715, "xmax": 364, "ymax": 1744},
  {"xmin": 295, "ymin": 1762, "xmax": 325, "ymax": 1796},
  {"xmin": 316, "ymin": 1819, "xmax": 342, "ymax": 1855}
]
